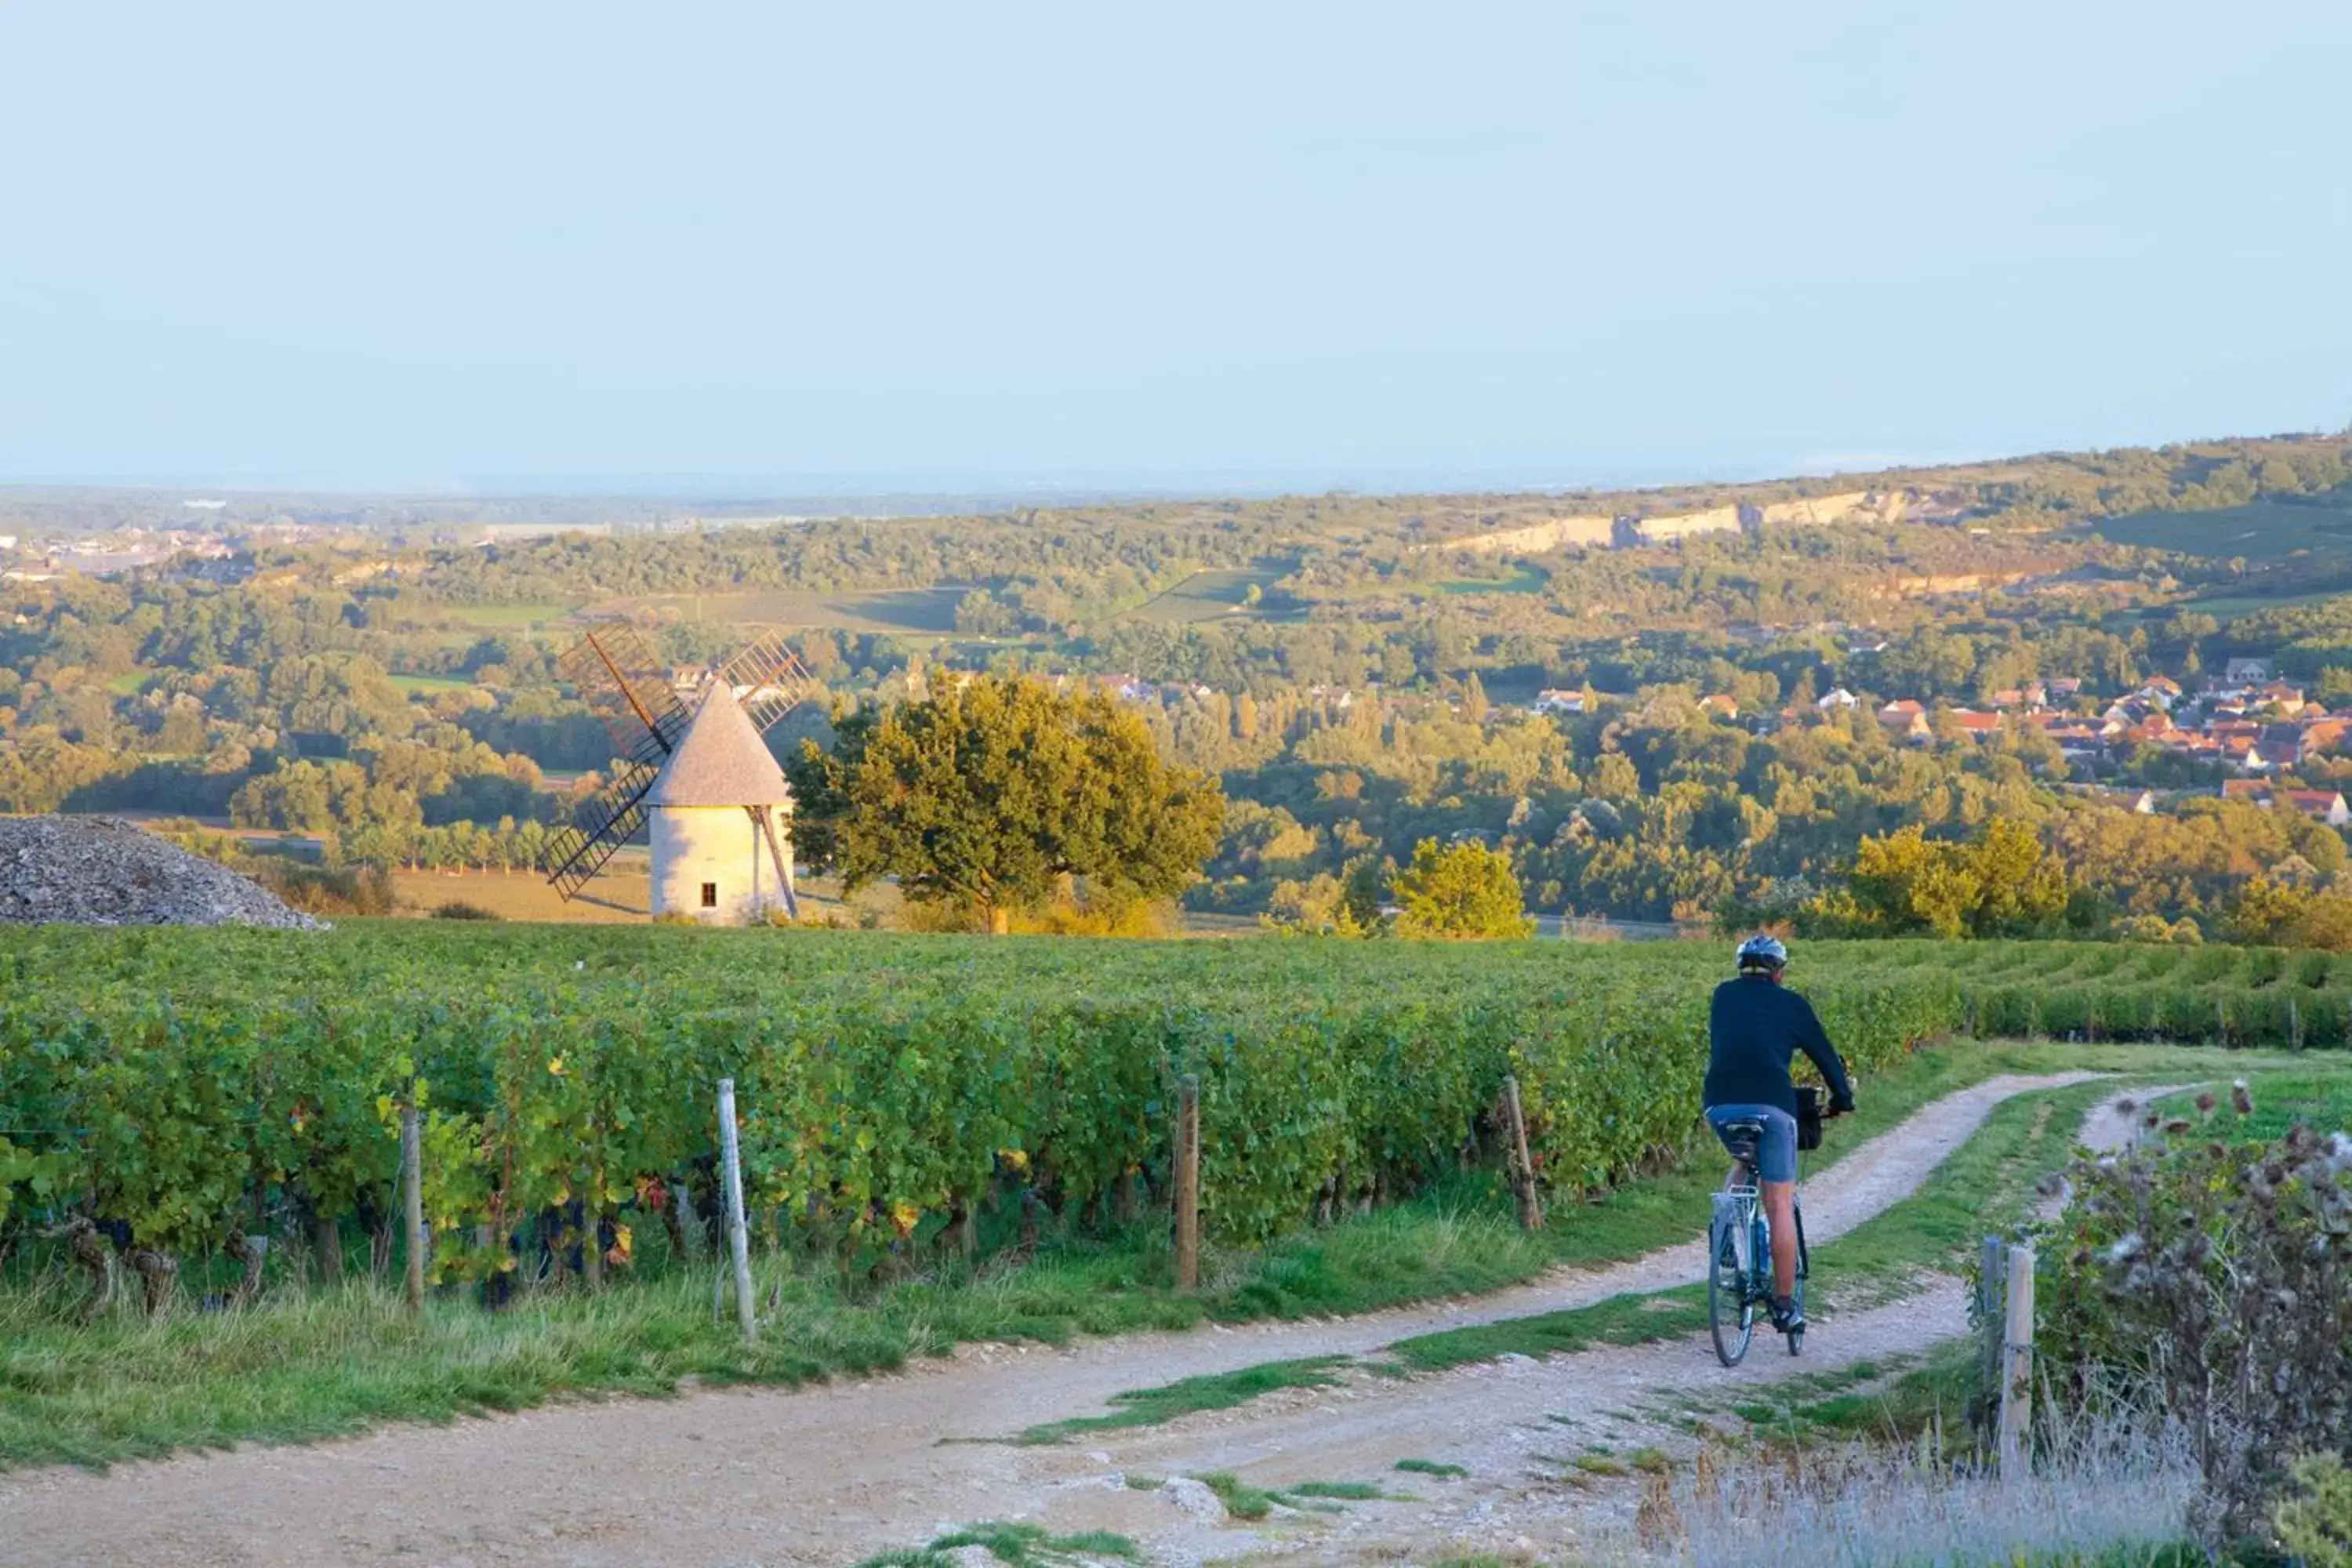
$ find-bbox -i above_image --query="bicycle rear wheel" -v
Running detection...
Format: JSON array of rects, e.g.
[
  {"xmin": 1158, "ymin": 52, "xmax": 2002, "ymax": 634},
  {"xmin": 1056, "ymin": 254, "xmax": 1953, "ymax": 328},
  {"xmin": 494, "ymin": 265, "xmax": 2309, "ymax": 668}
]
[{"xmin": 1707, "ymin": 1197, "xmax": 1755, "ymax": 1367}]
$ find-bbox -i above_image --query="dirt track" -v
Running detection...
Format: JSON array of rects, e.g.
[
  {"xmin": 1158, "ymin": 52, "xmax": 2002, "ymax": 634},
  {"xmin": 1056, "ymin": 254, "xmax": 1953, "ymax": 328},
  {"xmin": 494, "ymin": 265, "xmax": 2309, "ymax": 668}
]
[{"xmin": 0, "ymin": 1073, "xmax": 2111, "ymax": 1568}]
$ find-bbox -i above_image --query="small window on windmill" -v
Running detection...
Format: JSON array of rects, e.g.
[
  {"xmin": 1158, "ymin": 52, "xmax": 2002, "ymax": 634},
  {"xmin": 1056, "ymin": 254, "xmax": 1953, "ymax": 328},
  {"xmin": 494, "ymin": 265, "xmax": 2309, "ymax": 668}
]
[{"xmin": 699, "ymin": 882, "xmax": 718, "ymax": 909}]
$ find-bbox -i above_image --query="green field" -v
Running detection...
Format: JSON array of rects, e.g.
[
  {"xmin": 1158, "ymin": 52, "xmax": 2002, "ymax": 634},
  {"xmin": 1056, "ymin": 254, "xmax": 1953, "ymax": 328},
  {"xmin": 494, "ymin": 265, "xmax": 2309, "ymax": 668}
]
[
  {"xmin": 1118, "ymin": 565, "xmax": 1290, "ymax": 626},
  {"xmin": 386, "ymin": 673, "xmax": 475, "ymax": 695},
  {"xmin": 1439, "ymin": 564, "xmax": 1548, "ymax": 596},
  {"xmin": 2096, "ymin": 499, "xmax": 2352, "ymax": 561},
  {"xmin": 597, "ymin": 587, "xmax": 969, "ymax": 634},
  {"xmin": 103, "ymin": 670, "xmax": 153, "ymax": 696},
  {"xmin": 434, "ymin": 601, "xmax": 579, "ymax": 629}
]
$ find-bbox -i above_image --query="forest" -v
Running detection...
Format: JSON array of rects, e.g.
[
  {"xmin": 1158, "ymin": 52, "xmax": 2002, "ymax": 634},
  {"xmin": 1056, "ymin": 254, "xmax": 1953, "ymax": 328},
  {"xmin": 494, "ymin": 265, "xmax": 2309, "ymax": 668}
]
[{"xmin": 9, "ymin": 430, "xmax": 2352, "ymax": 931}]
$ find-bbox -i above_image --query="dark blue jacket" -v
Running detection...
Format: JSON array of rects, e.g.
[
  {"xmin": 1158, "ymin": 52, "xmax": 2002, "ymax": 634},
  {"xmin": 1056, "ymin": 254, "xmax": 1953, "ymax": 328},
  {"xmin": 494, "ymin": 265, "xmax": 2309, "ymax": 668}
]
[{"xmin": 1703, "ymin": 975, "xmax": 1856, "ymax": 1116}]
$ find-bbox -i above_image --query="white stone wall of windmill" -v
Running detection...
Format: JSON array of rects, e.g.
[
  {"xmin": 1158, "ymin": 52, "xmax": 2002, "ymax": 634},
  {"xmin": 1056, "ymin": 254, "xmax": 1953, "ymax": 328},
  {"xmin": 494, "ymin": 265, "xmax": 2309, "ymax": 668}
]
[{"xmin": 542, "ymin": 625, "xmax": 819, "ymax": 924}]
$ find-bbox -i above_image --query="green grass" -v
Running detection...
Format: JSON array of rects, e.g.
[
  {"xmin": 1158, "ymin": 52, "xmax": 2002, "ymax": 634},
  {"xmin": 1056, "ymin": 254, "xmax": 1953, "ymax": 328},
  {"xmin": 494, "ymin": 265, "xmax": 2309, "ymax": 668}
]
[
  {"xmin": 603, "ymin": 587, "xmax": 967, "ymax": 633},
  {"xmin": 2176, "ymin": 586, "xmax": 2352, "ymax": 617},
  {"xmin": 1193, "ymin": 1470, "xmax": 1277, "ymax": 1520},
  {"xmin": 434, "ymin": 601, "xmax": 578, "ymax": 629},
  {"xmin": 2095, "ymin": 499, "xmax": 2352, "ymax": 562},
  {"xmin": 1119, "ymin": 566, "xmax": 1290, "ymax": 626},
  {"xmin": 387, "ymin": 672, "xmax": 474, "ymax": 694},
  {"xmin": 1015, "ymin": 1357, "xmax": 1351, "ymax": 1444},
  {"xmin": 1283, "ymin": 1479, "xmax": 1388, "ymax": 1501},
  {"xmin": 104, "ymin": 670, "xmax": 154, "ymax": 695},
  {"xmin": 1439, "ymin": 564, "xmax": 1548, "ymax": 595},
  {"xmin": 1395, "ymin": 1457, "xmax": 1469, "ymax": 1478},
  {"xmin": 851, "ymin": 1522, "xmax": 1140, "ymax": 1568},
  {"xmin": 2151, "ymin": 1071, "xmax": 2352, "ymax": 1141},
  {"xmin": 6, "ymin": 1040, "xmax": 2331, "ymax": 1472}
]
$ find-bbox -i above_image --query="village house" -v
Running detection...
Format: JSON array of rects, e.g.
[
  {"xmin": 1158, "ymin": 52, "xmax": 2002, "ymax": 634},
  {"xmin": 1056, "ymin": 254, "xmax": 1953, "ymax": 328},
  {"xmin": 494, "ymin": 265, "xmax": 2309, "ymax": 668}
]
[
  {"xmin": 2253, "ymin": 681, "xmax": 2308, "ymax": 714},
  {"xmin": 1876, "ymin": 699, "xmax": 1929, "ymax": 742},
  {"xmin": 2223, "ymin": 781, "xmax": 2352, "ymax": 825},
  {"xmin": 2223, "ymin": 657, "xmax": 2274, "ymax": 686},
  {"xmin": 1530, "ymin": 688, "xmax": 1584, "ymax": 717},
  {"xmin": 2284, "ymin": 789, "xmax": 2352, "ymax": 827}
]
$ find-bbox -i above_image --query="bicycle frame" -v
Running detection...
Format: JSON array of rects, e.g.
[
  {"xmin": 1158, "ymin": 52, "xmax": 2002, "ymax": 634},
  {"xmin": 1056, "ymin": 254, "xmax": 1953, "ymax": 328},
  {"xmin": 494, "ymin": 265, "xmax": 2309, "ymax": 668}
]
[{"xmin": 1708, "ymin": 1143, "xmax": 1809, "ymax": 1366}]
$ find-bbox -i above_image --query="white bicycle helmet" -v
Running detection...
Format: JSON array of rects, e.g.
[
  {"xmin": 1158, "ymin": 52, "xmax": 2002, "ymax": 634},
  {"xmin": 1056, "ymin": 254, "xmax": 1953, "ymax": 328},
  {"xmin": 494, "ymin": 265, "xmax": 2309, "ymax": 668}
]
[{"xmin": 1736, "ymin": 933, "xmax": 1788, "ymax": 974}]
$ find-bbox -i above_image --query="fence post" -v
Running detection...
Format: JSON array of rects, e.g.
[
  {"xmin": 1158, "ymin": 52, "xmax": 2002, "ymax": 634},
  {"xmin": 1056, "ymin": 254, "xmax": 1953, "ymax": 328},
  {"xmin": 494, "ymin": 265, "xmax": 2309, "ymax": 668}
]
[
  {"xmin": 2289, "ymin": 996, "xmax": 2303, "ymax": 1051},
  {"xmin": 1174, "ymin": 1074, "xmax": 1201, "ymax": 1292},
  {"xmin": 400, "ymin": 1093, "xmax": 425, "ymax": 1312},
  {"xmin": 717, "ymin": 1078, "xmax": 757, "ymax": 1345},
  {"xmin": 1501, "ymin": 1074, "xmax": 1544, "ymax": 1232},
  {"xmin": 581, "ymin": 1172, "xmax": 603, "ymax": 1293},
  {"xmin": 1978, "ymin": 1235, "xmax": 2005, "ymax": 1434},
  {"xmin": 1998, "ymin": 1242, "xmax": 2036, "ymax": 1479}
]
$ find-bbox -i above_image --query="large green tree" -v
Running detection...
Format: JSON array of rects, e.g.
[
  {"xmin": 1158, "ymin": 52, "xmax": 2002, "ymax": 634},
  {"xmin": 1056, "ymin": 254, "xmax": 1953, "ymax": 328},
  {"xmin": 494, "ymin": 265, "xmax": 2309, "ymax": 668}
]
[
  {"xmin": 804, "ymin": 675, "xmax": 1224, "ymax": 932},
  {"xmin": 1392, "ymin": 838, "xmax": 1535, "ymax": 940},
  {"xmin": 1806, "ymin": 816, "xmax": 2069, "ymax": 938}
]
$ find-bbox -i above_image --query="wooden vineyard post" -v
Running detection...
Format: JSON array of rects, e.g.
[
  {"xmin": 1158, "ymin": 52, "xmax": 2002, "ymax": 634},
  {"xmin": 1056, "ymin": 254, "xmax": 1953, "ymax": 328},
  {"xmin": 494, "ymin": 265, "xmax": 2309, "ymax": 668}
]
[
  {"xmin": 1998, "ymin": 1242, "xmax": 2036, "ymax": 1480},
  {"xmin": 580, "ymin": 1189, "xmax": 602, "ymax": 1292},
  {"xmin": 2290, "ymin": 996, "xmax": 2303, "ymax": 1050},
  {"xmin": 1501, "ymin": 1074, "xmax": 1544, "ymax": 1232},
  {"xmin": 1978, "ymin": 1236, "xmax": 2005, "ymax": 1437},
  {"xmin": 400, "ymin": 1092, "xmax": 425, "ymax": 1313},
  {"xmin": 717, "ymin": 1078, "xmax": 757, "ymax": 1345},
  {"xmin": 1174, "ymin": 1074, "xmax": 1201, "ymax": 1292}
]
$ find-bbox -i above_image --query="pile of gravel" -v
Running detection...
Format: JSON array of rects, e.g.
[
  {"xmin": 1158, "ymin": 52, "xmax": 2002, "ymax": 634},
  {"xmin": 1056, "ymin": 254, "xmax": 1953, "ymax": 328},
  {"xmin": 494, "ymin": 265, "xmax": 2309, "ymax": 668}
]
[{"xmin": 0, "ymin": 815, "xmax": 324, "ymax": 930}]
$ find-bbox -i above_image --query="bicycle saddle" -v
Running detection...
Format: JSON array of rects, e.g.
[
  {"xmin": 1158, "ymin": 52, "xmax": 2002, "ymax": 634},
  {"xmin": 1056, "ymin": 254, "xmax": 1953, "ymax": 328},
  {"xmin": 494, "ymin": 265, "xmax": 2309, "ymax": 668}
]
[{"xmin": 1717, "ymin": 1119, "xmax": 1764, "ymax": 1171}]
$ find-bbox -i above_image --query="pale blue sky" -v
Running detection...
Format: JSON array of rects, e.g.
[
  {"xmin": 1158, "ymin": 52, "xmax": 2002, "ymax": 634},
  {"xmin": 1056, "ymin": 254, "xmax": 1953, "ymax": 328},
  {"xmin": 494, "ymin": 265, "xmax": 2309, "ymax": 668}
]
[{"xmin": 2, "ymin": 2, "xmax": 2347, "ymax": 493}]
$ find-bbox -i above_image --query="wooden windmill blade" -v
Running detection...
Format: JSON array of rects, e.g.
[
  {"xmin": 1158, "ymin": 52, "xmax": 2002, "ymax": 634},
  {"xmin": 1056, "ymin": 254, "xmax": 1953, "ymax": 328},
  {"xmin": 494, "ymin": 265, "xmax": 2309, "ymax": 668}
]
[
  {"xmin": 541, "ymin": 760, "xmax": 662, "ymax": 899},
  {"xmin": 716, "ymin": 629, "xmax": 822, "ymax": 735},
  {"xmin": 541, "ymin": 626, "xmax": 691, "ymax": 898},
  {"xmin": 557, "ymin": 624, "xmax": 691, "ymax": 768}
]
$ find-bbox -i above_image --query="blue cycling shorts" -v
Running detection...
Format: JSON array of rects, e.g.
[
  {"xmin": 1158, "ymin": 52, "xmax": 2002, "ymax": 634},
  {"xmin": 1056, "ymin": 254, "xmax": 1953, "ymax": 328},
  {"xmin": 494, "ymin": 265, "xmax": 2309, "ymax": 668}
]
[{"xmin": 1704, "ymin": 1103, "xmax": 1798, "ymax": 1183}]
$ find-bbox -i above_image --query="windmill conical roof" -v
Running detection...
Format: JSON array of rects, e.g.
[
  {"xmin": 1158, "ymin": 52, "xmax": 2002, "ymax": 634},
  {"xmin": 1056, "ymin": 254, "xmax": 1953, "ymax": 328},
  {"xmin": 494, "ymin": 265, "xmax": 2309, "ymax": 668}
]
[{"xmin": 645, "ymin": 684, "xmax": 793, "ymax": 808}]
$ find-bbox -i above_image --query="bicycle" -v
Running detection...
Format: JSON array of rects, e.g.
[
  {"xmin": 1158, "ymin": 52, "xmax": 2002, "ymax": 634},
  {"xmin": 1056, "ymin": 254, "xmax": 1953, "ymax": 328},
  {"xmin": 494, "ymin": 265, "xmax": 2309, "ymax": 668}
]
[{"xmin": 1704, "ymin": 1094, "xmax": 1819, "ymax": 1367}]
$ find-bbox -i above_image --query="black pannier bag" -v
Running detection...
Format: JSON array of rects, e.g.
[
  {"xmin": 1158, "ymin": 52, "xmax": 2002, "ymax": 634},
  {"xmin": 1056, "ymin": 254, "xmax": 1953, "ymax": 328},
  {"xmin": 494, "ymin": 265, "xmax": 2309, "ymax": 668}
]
[{"xmin": 1794, "ymin": 1084, "xmax": 1824, "ymax": 1151}]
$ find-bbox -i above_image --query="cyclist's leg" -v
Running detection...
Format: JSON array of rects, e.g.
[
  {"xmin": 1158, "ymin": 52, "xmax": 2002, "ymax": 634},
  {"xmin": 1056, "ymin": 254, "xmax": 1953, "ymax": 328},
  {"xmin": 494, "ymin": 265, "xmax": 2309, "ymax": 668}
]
[
  {"xmin": 1761, "ymin": 1181, "xmax": 1798, "ymax": 1298},
  {"xmin": 1744, "ymin": 1109, "xmax": 1801, "ymax": 1301}
]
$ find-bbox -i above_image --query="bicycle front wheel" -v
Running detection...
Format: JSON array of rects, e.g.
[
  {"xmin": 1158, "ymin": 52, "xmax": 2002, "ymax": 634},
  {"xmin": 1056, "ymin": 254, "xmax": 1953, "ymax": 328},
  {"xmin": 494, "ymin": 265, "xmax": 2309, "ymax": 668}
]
[{"xmin": 1707, "ymin": 1201, "xmax": 1755, "ymax": 1367}]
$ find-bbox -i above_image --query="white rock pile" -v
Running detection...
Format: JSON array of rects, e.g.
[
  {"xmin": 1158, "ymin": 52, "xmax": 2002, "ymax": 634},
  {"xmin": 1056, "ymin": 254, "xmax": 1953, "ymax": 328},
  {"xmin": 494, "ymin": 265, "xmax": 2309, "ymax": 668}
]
[{"xmin": 0, "ymin": 815, "xmax": 323, "ymax": 929}]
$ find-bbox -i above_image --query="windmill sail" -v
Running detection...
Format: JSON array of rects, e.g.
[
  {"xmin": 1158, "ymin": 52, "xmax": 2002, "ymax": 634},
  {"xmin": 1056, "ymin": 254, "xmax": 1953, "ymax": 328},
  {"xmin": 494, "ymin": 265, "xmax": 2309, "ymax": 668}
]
[
  {"xmin": 559, "ymin": 625, "xmax": 690, "ymax": 767},
  {"xmin": 543, "ymin": 760, "xmax": 662, "ymax": 899},
  {"xmin": 716, "ymin": 630, "xmax": 821, "ymax": 735},
  {"xmin": 542, "ymin": 626, "xmax": 693, "ymax": 898}
]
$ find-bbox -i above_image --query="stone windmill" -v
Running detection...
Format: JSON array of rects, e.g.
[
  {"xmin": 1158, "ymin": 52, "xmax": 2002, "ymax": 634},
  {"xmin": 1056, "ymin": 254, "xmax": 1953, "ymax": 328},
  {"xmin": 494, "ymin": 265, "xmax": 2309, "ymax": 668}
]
[{"xmin": 543, "ymin": 626, "xmax": 816, "ymax": 923}]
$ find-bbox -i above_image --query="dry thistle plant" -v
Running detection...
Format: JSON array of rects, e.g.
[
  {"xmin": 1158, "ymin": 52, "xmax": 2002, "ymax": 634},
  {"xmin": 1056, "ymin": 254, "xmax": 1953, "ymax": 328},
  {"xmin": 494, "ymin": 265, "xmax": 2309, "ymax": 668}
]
[{"xmin": 2040, "ymin": 1080, "xmax": 2352, "ymax": 1546}]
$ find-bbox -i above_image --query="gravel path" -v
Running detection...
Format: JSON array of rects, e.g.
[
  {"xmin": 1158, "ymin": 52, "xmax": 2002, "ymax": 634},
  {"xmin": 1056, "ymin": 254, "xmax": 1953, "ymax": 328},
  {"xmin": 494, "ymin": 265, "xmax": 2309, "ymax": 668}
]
[{"xmin": 0, "ymin": 1072, "xmax": 2110, "ymax": 1567}]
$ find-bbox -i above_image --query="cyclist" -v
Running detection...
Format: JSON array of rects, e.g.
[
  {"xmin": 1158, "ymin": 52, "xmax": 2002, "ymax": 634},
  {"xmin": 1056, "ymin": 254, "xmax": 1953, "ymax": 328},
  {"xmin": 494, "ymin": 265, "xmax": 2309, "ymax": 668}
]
[{"xmin": 1704, "ymin": 934, "xmax": 1855, "ymax": 1337}]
